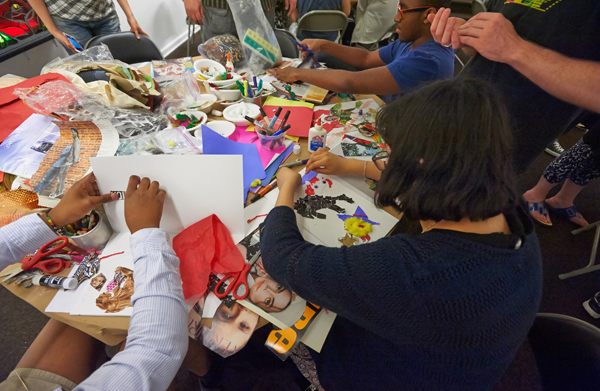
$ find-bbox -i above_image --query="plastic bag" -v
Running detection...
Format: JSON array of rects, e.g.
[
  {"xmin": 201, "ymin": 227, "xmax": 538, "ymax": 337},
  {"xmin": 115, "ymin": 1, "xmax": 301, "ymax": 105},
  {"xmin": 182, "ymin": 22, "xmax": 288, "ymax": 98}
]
[
  {"xmin": 228, "ymin": 0, "xmax": 282, "ymax": 74},
  {"xmin": 14, "ymin": 80, "xmax": 115, "ymax": 122},
  {"xmin": 156, "ymin": 71, "xmax": 202, "ymax": 117},
  {"xmin": 41, "ymin": 44, "xmax": 125, "ymax": 74},
  {"xmin": 116, "ymin": 134, "xmax": 165, "ymax": 155},
  {"xmin": 152, "ymin": 126, "xmax": 202, "ymax": 155},
  {"xmin": 111, "ymin": 108, "xmax": 170, "ymax": 138},
  {"xmin": 198, "ymin": 34, "xmax": 245, "ymax": 66}
]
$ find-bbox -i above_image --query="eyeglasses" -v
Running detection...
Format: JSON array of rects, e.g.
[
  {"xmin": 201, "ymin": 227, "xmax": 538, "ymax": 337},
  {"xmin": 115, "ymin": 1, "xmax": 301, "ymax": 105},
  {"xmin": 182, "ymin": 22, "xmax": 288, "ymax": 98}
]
[
  {"xmin": 396, "ymin": 4, "xmax": 432, "ymax": 20},
  {"xmin": 372, "ymin": 150, "xmax": 389, "ymax": 171}
]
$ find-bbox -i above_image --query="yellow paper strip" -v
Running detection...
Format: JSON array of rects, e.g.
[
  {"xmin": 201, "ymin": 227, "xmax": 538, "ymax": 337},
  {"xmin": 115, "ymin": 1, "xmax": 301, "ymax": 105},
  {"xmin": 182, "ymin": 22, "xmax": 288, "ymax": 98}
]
[
  {"xmin": 264, "ymin": 96, "xmax": 314, "ymax": 109},
  {"xmin": 246, "ymin": 124, "xmax": 255, "ymax": 132},
  {"xmin": 285, "ymin": 135, "xmax": 300, "ymax": 142}
]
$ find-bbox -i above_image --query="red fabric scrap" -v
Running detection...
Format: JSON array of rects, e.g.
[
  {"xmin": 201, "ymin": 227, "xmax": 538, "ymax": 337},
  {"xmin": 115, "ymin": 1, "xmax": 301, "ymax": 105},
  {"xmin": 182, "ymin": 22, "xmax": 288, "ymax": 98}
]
[{"xmin": 173, "ymin": 214, "xmax": 245, "ymax": 299}]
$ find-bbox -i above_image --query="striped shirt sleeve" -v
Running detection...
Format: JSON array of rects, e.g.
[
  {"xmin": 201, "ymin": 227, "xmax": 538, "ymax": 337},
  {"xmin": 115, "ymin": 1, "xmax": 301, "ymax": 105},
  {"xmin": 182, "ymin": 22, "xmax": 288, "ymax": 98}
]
[
  {"xmin": 75, "ymin": 228, "xmax": 188, "ymax": 391},
  {"xmin": 0, "ymin": 214, "xmax": 57, "ymax": 271}
]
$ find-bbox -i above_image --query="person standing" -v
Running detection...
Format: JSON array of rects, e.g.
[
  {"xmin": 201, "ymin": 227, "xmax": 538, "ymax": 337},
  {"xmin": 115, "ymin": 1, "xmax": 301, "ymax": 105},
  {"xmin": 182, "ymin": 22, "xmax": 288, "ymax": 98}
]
[
  {"xmin": 429, "ymin": 1, "xmax": 600, "ymax": 173},
  {"xmin": 28, "ymin": 0, "xmax": 147, "ymax": 54}
]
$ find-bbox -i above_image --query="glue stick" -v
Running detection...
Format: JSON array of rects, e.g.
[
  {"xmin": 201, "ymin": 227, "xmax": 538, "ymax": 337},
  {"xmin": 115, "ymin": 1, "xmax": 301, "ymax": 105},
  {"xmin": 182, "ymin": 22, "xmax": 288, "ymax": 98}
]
[
  {"xmin": 308, "ymin": 118, "xmax": 326, "ymax": 152},
  {"xmin": 32, "ymin": 275, "xmax": 78, "ymax": 290},
  {"xmin": 226, "ymin": 53, "xmax": 234, "ymax": 73}
]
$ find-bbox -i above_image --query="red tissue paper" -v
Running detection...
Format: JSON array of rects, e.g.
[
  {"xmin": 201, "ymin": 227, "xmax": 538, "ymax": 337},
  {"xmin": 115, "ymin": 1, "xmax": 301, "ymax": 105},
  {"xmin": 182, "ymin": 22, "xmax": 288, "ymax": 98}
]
[{"xmin": 173, "ymin": 214, "xmax": 245, "ymax": 299}]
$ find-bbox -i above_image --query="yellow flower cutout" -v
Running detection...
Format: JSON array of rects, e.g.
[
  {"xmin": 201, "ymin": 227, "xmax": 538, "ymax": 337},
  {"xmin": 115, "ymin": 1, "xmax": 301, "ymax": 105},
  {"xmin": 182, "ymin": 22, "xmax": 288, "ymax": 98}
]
[{"xmin": 344, "ymin": 217, "xmax": 373, "ymax": 237}]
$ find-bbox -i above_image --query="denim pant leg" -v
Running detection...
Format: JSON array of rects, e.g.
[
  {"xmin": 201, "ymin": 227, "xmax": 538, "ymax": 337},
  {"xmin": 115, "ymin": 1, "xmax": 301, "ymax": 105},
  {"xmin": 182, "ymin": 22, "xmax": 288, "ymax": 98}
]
[
  {"xmin": 51, "ymin": 16, "xmax": 94, "ymax": 54},
  {"xmin": 90, "ymin": 12, "xmax": 121, "ymax": 37},
  {"xmin": 35, "ymin": 166, "xmax": 60, "ymax": 194}
]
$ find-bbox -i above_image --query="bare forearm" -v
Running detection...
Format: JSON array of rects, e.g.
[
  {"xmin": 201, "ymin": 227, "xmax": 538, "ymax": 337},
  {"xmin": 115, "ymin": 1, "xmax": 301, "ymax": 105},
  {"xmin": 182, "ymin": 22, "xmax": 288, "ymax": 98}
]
[
  {"xmin": 28, "ymin": 0, "xmax": 60, "ymax": 33},
  {"xmin": 344, "ymin": 159, "xmax": 381, "ymax": 181},
  {"xmin": 116, "ymin": 0, "xmax": 136, "ymax": 20},
  {"xmin": 275, "ymin": 186, "xmax": 296, "ymax": 209},
  {"xmin": 508, "ymin": 40, "xmax": 600, "ymax": 113},
  {"xmin": 320, "ymin": 41, "xmax": 373, "ymax": 69}
]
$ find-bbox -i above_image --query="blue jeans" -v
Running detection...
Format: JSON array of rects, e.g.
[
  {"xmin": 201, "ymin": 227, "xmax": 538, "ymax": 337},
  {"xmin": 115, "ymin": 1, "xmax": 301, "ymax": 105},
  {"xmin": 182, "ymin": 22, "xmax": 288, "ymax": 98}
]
[
  {"xmin": 35, "ymin": 166, "xmax": 60, "ymax": 194},
  {"xmin": 52, "ymin": 12, "xmax": 121, "ymax": 54}
]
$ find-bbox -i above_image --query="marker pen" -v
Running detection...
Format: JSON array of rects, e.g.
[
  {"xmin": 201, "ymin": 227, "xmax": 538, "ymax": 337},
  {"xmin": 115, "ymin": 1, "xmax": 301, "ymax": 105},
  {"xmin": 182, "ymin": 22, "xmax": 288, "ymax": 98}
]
[
  {"xmin": 269, "ymin": 107, "xmax": 282, "ymax": 129},
  {"xmin": 278, "ymin": 110, "xmax": 291, "ymax": 131},
  {"xmin": 245, "ymin": 116, "xmax": 273, "ymax": 133}
]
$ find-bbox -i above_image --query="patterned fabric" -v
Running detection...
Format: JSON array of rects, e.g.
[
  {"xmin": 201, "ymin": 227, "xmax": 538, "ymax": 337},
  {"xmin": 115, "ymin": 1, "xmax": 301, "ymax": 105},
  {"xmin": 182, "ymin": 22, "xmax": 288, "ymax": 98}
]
[
  {"xmin": 202, "ymin": 0, "xmax": 277, "ymax": 11},
  {"xmin": 0, "ymin": 216, "xmax": 188, "ymax": 391},
  {"xmin": 543, "ymin": 139, "xmax": 600, "ymax": 187},
  {"xmin": 290, "ymin": 344, "xmax": 325, "ymax": 391},
  {"xmin": 45, "ymin": 0, "xmax": 115, "ymax": 21}
]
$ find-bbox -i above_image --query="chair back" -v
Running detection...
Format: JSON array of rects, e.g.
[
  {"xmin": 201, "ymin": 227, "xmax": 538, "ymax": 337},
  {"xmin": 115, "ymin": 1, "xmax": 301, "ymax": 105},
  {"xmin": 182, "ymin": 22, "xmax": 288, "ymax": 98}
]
[
  {"xmin": 298, "ymin": 10, "xmax": 348, "ymax": 39},
  {"xmin": 84, "ymin": 32, "xmax": 164, "ymax": 63},
  {"xmin": 274, "ymin": 29, "xmax": 300, "ymax": 58},
  {"xmin": 528, "ymin": 313, "xmax": 600, "ymax": 391},
  {"xmin": 450, "ymin": 0, "xmax": 486, "ymax": 19}
]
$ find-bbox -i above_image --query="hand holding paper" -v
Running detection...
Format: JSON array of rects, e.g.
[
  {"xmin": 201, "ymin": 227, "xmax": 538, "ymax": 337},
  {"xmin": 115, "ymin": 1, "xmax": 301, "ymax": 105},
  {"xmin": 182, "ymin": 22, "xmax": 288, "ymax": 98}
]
[
  {"xmin": 49, "ymin": 173, "xmax": 118, "ymax": 228},
  {"xmin": 125, "ymin": 176, "xmax": 166, "ymax": 234}
]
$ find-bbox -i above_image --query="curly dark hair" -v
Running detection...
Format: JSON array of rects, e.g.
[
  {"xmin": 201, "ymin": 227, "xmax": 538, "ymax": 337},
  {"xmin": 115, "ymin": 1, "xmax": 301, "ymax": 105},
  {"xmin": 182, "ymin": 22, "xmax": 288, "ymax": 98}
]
[{"xmin": 374, "ymin": 77, "xmax": 519, "ymax": 222}]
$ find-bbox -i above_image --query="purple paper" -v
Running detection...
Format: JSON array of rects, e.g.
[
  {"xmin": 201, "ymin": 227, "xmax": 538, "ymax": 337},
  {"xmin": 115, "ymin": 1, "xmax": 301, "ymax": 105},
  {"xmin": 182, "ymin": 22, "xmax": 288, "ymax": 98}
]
[
  {"xmin": 337, "ymin": 206, "xmax": 381, "ymax": 225},
  {"xmin": 202, "ymin": 125, "xmax": 266, "ymax": 202},
  {"xmin": 301, "ymin": 170, "xmax": 318, "ymax": 184}
]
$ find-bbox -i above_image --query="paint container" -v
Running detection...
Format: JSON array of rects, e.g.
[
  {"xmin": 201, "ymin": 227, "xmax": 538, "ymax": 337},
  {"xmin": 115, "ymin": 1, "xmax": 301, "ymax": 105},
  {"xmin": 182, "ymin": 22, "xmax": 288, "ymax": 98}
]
[
  {"xmin": 32, "ymin": 275, "xmax": 79, "ymax": 290},
  {"xmin": 293, "ymin": 144, "xmax": 301, "ymax": 155},
  {"xmin": 241, "ymin": 95, "xmax": 261, "ymax": 106},
  {"xmin": 70, "ymin": 212, "xmax": 113, "ymax": 251}
]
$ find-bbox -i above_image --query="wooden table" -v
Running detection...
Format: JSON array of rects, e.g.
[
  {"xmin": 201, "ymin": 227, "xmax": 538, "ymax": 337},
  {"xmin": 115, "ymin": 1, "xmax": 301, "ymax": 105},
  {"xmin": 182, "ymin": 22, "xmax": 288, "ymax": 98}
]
[{"xmin": 1, "ymin": 59, "xmax": 386, "ymax": 345}]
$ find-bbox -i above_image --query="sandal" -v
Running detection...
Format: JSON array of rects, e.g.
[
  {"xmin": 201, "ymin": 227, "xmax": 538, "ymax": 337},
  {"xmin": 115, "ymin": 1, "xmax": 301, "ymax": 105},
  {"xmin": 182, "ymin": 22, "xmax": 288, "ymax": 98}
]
[
  {"xmin": 546, "ymin": 204, "xmax": 588, "ymax": 227},
  {"xmin": 525, "ymin": 201, "xmax": 553, "ymax": 226}
]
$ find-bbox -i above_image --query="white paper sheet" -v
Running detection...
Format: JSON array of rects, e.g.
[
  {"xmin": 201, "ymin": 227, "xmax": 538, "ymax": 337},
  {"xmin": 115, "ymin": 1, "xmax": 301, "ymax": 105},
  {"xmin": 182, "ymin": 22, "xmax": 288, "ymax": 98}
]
[
  {"xmin": 69, "ymin": 232, "xmax": 135, "ymax": 316},
  {"xmin": 0, "ymin": 114, "xmax": 59, "ymax": 178},
  {"xmin": 90, "ymin": 155, "xmax": 245, "ymax": 243}
]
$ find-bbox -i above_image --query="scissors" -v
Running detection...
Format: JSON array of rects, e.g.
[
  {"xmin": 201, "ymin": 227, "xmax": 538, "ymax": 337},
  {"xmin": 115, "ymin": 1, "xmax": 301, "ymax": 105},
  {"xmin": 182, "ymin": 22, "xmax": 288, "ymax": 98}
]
[
  {"xmin": 21, "ymin": 236, "xmax": 69, "ymax": 274},
  {"xmin": 215, "ymin": 250, "xmax": 261, "ymax": 300}
]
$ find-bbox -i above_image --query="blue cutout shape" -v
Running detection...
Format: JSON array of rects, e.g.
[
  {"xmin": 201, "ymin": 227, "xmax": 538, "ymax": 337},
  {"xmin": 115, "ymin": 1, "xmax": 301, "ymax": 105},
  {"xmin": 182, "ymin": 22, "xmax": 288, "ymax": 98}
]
[{"xmin": 337, "ymin": 206, "xmax": 381, "ymax": 225}]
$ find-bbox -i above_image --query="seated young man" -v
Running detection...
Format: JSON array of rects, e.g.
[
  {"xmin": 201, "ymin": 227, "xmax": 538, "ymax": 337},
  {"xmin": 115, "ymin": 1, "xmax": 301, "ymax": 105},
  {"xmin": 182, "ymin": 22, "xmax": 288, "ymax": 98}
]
[
  {"xmin": 272, "ymin": 0, "xmax": 454, "ymax": 102},
  {"xmin": 0, "ymin": 174, "xmax": 189, "ymax": 391}
]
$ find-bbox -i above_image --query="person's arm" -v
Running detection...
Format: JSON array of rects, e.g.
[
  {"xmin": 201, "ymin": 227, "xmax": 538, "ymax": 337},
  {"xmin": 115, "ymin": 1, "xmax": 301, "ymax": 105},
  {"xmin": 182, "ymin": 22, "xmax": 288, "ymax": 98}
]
[
  {"xmin": 115, "ymin": 0, "xmax": 149, "ymax": 39},
  {"xmin": 0, "ymin": 174, "xmax": 116, "ymax": 269},
  {"xmin": 305, "ymin": 148, "xmax": 382, "ymax": 181},
  {"xmin": 274, "ymin": 65, "xmax": 399, "ymax": 95},
  {"xmin": 457, "ymin": 12, "xmax": 600, "ymax": 114},
  {"xmin": 285, "ymin": 0, "xmax": 297, "ymax": 17},
  {"xmin": 291, "ymin": 7, "xmax": 299, "ymax": 22},
  {"xmin": 300, "ymin": 39, "xmax": 386, "ymax": 69},
  {"xmin": 27, "ymin": 0, "xmax": 77, "ymax": 52},
  {"xmin": 76, "ymin": 176, "xmax": 187, "ymax": 391},
  {"xmin": 262, "ymin": 169, "xmax": 415, "ymax": 326},
  {"xmin": 340, "ymin": 0, "xmax": 351, "ymax": 16},
  {"xmin": 183, "ymin": 0, "xmax": 204, "ymax": 25}
]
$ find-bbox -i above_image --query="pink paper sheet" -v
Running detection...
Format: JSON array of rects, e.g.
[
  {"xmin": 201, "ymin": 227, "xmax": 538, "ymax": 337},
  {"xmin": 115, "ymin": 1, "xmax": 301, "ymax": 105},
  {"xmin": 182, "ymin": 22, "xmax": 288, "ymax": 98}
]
[{"xmin": 228, "ymin": 125, "xmax": 280, "ymax": 168}]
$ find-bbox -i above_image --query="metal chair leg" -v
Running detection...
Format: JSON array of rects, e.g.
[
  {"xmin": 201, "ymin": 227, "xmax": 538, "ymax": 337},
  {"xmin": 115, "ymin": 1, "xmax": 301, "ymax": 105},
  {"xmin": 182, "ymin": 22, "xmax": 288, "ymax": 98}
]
[{"xmin": 559, "ymin": 221, "xmax": 600, "ymax": 279}]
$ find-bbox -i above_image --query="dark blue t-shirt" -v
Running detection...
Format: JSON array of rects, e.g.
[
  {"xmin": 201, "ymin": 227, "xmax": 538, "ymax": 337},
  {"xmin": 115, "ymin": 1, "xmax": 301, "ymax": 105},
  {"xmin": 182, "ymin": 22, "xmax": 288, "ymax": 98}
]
[
  {"xmin": 297, "ymin": 0, "xmax": 342, "ymax": 42},
  {"xmin": 378, "ymin": 38, "xmax": 454, "ymax": 103}
]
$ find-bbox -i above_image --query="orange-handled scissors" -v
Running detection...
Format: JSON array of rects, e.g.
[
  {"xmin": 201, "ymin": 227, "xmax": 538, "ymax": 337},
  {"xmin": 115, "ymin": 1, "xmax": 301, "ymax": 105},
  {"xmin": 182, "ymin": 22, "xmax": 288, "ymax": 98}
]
[
  {"xmin": 21, "ymin": 236, "xmax": 69, "ymax": 274},
  {"xmin": 215, "ymin": 250, "xmax": 260, "ymax": 300}
]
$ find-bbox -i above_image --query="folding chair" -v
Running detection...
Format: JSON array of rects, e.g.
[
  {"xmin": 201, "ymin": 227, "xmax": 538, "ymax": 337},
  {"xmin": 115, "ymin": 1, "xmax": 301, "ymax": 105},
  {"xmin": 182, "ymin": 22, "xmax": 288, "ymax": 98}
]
[{"xmin": 297, "ymin": 10, "xmax": 348, "ymax": 44}]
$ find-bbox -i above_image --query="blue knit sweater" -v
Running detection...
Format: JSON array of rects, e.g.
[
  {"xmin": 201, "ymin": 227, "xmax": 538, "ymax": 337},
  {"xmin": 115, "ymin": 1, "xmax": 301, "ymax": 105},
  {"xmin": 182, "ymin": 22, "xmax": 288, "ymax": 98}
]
[{"xmin": 260, "ymin": 206, "xmax": 542, "ymax": 391}]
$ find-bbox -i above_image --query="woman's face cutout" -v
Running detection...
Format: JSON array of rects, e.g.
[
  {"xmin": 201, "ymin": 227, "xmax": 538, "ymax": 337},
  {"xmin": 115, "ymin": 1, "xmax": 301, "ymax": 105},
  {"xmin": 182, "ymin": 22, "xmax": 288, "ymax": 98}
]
[{"xmin": 249, "ymin": 276, "xmax": 292, "ymax": 313}]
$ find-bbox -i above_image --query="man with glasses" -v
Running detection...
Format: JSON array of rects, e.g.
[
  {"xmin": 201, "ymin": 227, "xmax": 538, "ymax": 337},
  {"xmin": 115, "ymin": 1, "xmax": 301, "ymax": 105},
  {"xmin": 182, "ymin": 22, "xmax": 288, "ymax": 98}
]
[{"xmin": 272, "ymin": 0, "xmax": 453, "ymax": 103}]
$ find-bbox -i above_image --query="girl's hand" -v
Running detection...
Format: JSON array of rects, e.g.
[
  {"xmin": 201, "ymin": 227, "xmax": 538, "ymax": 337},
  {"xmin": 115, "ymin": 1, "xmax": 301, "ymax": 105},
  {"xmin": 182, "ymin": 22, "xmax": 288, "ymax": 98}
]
[
  {"xmin": 306, "ymin": 148, "xmax": 348, "ymax": 176},
  {"xmin": 276, "ymin": 168, "xmax": 301, "ymax": 190}
]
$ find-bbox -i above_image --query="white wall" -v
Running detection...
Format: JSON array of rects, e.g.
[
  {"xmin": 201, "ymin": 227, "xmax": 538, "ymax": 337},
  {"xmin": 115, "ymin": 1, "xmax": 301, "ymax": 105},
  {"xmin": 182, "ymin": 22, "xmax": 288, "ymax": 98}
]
[{"xmin": 114, "ymin": 0, "xmax": 200, "ymax": 56}]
